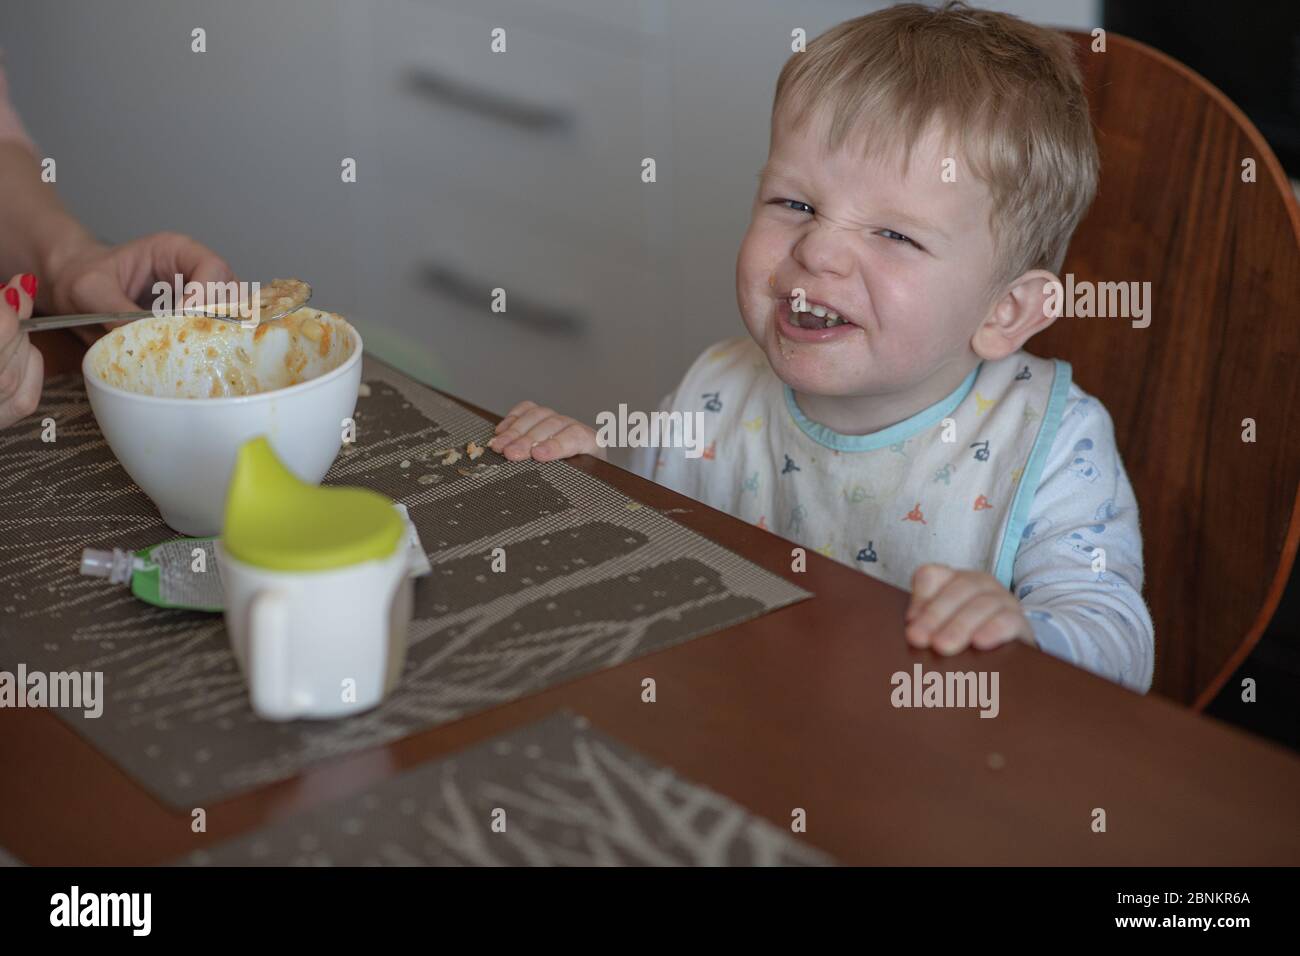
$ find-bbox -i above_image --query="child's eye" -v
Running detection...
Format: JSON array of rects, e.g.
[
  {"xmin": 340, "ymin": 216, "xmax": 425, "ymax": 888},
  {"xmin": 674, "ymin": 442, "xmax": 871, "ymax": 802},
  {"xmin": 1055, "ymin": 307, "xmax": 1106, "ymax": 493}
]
[
  {"xmin": 772, "ymin": 199, "xmax": 814, "ymax": 215},
  {"xmin": 879, "ymin": 229, "xmax": 917, "ymax": 246}
]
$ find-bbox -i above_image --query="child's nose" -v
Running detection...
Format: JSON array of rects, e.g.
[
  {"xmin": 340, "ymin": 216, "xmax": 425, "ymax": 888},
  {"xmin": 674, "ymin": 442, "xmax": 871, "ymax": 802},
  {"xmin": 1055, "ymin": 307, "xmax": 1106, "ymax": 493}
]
[{"xmin": 792, "ymin": 221, "xmax": 855, "ymax": 279}]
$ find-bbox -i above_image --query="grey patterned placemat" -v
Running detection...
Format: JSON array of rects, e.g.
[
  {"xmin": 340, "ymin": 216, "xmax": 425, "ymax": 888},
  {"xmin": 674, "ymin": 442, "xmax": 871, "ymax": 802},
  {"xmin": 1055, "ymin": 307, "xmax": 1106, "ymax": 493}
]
[
  {"xmin": 181, "ymin": 711, "xmax": 832, "ymax": 866},
  {"xmin": 0, "ymin": 359, "xmax": 810, "ymax": 807}
]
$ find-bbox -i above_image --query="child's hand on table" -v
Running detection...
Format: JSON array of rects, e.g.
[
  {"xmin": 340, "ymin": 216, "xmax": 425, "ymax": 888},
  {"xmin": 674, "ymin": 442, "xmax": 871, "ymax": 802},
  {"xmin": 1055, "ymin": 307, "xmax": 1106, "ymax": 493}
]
[
  {"xmin": 0, "ymin": 273, "xmax": 40, "ymax": 428},
  {"xmin": 905, "ymin": 563, "xmax": 1038, "ymax": 656},
  {"xmin": 489, "ymin": 400, "xmax": 605, "ymax": 462}
]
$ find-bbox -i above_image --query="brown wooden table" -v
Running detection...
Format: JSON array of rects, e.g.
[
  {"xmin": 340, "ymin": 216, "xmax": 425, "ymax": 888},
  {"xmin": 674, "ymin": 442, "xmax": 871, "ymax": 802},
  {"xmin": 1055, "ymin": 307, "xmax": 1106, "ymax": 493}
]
[{"xmin": 5, "ymin": 333, "xmax": 1300, "ymax": 865}]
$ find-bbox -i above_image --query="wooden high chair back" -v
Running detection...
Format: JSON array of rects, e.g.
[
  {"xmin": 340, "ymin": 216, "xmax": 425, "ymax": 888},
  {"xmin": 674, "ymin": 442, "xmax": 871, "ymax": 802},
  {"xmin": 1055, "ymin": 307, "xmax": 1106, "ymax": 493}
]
[{"xmin": 1035, "ymin": 32, "xmax": 1300, "ymax": 707}]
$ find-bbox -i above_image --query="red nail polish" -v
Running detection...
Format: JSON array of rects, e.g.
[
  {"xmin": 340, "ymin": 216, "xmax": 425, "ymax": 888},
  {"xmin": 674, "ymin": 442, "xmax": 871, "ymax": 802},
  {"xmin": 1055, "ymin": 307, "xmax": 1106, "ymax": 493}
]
[
  {"xmin": 4, "ymin": 287, "xmax": 18, "ymax": 310},
  {"xmin": 19, "ymin": 274, "xmax": 36, "ymax": 298}
]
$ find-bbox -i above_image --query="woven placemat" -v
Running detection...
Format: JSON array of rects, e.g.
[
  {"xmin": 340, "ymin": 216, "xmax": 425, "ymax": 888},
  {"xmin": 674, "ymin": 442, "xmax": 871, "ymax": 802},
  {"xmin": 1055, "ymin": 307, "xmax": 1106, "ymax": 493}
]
[
  {"xmin": 181, "ymin": 711, "xmax": 833, "ymax": 866},
  {"xmin": 0, "ymin": 359, "xmax": 810, "ymax": 807}
]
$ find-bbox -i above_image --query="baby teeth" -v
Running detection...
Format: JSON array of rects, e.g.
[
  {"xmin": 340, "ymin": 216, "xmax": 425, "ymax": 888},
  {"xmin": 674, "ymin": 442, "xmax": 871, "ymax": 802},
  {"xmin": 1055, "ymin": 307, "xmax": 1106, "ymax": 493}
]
[
  {"xmin": 791, "ymin": 300, "xmax": 840, "ymax": 320},
  {"xmin": 788, "ymin": 296, "xmax": 848, "ymax": 327}
]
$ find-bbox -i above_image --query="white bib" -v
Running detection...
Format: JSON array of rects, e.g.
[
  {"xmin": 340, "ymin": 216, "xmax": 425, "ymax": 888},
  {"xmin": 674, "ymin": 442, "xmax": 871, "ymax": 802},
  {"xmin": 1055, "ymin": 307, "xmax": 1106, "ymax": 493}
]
[{"xmin": 646, "ymin": 338, "xmax": 1072, "ymax": 590}]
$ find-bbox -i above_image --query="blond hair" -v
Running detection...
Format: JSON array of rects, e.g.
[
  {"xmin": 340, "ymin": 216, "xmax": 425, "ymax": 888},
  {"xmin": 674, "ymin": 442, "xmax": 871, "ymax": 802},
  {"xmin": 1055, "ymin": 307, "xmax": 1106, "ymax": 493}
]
[{"xmin": 772, "ymin": 1, "xmax": 1098, "ymax": 289}]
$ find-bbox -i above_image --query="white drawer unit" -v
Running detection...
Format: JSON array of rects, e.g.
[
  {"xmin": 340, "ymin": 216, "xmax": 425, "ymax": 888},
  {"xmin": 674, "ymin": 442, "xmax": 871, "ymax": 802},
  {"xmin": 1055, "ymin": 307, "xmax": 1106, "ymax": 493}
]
[
  {"xmin": 367, "ymin": 0, "xmax": 667, "ymax": 259},
  {"xmin": 361, "ymin": 187, "xmax": 678, "ymax": 440}
]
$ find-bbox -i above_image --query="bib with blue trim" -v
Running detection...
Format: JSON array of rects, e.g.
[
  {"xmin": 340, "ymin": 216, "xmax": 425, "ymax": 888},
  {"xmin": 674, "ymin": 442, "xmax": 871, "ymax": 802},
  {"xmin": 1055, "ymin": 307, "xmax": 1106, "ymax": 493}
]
[{"xmin": 648, "ymin": 337, "xmax": 1071, "ymax": 591}]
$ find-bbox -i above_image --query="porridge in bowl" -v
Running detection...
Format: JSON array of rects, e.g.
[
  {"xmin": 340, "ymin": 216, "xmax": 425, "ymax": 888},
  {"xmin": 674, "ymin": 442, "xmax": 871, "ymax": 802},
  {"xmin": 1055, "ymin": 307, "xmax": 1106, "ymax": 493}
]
[
  {"xmin": 87, "ymin": 308, "xmax": 354, "ymax": 399},
  {"xmin": 82, "ymin": 306, "xmax": 364, "ymax": 535}
]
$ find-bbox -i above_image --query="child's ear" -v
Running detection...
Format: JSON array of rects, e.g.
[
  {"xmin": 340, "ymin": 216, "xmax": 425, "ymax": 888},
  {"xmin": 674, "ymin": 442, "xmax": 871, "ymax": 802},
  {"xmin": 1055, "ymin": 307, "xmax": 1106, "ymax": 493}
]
[{"xmin": 971, "ymin": 269, "xmax": 1059, "ymax": 361}]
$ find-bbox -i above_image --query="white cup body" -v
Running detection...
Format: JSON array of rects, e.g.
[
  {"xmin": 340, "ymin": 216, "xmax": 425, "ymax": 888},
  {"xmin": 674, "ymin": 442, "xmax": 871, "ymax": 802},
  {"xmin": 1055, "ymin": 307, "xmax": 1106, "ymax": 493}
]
[{"xmin": 215, "ymin": 541, "xmax": 412, "ymax": 720}]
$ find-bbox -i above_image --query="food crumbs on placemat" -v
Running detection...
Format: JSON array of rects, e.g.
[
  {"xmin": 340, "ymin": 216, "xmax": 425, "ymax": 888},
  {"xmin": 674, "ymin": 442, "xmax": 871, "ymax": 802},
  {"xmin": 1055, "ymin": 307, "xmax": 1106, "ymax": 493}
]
[{"xmin": 1, "ymin": 363, "xmax": 811, "ymax": 808}]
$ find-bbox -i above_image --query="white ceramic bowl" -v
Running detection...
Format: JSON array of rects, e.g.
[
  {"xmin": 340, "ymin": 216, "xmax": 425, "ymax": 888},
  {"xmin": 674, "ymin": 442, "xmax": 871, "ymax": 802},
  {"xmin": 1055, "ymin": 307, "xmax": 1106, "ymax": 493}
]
[{"xmin": 83, "ymin": 310, "xmax": 362, "ymax": 536}]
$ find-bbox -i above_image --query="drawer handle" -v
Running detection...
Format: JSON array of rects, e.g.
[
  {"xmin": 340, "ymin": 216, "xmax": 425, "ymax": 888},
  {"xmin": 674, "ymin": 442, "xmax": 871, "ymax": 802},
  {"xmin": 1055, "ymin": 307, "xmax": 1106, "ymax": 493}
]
[
  {"xmin": 403, "ymin": 66, "xmax": 574, "ymax": 132},
  {"xmin": 419, "ymin": 262, "xmax": 586, "ymax": 335}
]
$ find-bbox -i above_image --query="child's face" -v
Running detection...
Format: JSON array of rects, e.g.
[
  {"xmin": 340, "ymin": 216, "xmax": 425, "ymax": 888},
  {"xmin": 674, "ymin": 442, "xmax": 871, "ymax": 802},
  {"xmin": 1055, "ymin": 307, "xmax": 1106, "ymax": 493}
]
[{"xmin": 736, "ymin": 107, "xmax": 1003, "ymax": 400}]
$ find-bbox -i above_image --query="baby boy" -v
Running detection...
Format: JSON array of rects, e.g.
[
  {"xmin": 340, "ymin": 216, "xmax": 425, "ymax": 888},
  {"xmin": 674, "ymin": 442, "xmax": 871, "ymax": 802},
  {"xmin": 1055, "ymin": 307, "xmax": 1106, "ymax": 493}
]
[{"xmin": 488, "ymin": 2, "xmax": 1155, "ymax": 692}]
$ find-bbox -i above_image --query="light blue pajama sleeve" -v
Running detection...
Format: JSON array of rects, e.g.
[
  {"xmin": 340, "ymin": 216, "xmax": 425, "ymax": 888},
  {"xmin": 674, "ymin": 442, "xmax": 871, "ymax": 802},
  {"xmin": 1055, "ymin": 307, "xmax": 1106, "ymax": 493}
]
[{"xmin": 1010, "ymin": 386, "xmax": 1156, "ymax": 693}]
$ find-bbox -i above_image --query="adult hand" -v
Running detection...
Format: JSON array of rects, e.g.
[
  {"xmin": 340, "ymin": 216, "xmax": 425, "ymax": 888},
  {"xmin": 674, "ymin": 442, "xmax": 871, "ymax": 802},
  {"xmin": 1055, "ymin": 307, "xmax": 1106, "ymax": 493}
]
[
  {"xmin": 42, "ymin": 231, "xmax": 235, "ymax": 338},
  {"xmin": 0, "ymin": 272, "xmax": 41, "ymax": 427}
]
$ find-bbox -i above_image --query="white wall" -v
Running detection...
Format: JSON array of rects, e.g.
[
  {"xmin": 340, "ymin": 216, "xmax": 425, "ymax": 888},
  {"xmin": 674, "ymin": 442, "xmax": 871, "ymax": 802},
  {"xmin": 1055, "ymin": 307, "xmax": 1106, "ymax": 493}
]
[{"xmin": 3, "ymin": 0, "xmax": 1101, "ymax": 438}]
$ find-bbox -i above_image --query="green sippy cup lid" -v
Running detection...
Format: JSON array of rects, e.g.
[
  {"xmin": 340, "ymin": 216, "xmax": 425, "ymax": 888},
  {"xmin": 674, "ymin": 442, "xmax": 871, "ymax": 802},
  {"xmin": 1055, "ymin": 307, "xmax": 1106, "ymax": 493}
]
[{"xmin": 222, "ymin": 436, "xmax": 405, "ymax": 571}]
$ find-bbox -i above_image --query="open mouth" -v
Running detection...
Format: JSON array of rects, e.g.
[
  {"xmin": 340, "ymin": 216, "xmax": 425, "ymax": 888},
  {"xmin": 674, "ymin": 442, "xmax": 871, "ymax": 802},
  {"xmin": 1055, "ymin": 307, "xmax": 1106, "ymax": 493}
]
[
  {"xmin": 784, "ymin": 296, "xmax": 851, "ymax": 329},
  {"xmin": 775, "ymin": 295, "xmax": 861, "ymax": 343}
]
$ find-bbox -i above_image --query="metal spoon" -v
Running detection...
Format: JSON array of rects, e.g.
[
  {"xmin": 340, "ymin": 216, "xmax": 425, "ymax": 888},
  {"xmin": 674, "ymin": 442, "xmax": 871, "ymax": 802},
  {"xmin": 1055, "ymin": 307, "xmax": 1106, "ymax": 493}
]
[{"xmin": 20, "ymin": 281, "xmax": 313, "ymax": 333}]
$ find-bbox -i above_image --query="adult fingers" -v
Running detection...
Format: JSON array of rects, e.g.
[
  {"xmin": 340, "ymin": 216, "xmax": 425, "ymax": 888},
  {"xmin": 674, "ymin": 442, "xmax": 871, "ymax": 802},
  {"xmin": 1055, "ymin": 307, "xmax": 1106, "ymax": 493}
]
[
  {"xmin": 146, "ymin": 231, "xmax": 236, "ymax": 288},
  {"xmin": 0, "ymin": 275, "xmax": 35, "ymax": 371},
  {"xmin": 0, "ymin": 337, "xmax": 42, "ymax": 428},
  {"xmin": 3, "ymin": 273, "xmax": 35, "ymax": 320},
  {"xmin": 65, "ymin": 269, "xmax": 140, "ymax": 315}
]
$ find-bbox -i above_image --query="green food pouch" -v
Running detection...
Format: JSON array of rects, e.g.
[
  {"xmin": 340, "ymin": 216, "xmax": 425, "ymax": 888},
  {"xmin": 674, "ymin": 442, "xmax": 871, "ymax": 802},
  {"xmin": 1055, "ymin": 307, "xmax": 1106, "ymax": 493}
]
[
  {"xmin": 80, "ymin": 537, "xmax": 224, "ymax": 612},
  {"xmin": 79, "ymin": 505, "xmax": 428, "ymax": 613}
]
